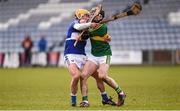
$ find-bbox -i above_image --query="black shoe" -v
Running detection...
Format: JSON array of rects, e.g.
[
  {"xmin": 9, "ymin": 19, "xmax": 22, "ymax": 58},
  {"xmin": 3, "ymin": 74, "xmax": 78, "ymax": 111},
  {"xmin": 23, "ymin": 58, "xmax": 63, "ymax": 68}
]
[
  {"xmin": 71, "ymin": 103, "xmax": 76, "ymax": 107},
  {"xmin": 80, "ymin": 101, "xmax": 90, "ymax": 107},
  {"xmin": 102, "ymin": 96, "xmax": 116, "ymax": 106},
  {"xmin": 117, "ymin": 91, "xmax": 126, "ymax": 106}
]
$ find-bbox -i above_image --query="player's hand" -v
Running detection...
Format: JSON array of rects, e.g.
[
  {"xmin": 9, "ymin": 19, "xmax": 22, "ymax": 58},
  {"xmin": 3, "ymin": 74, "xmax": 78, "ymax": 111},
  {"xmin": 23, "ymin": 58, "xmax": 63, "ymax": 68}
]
[
  {"xmin": 104, "ymin": 34, "xmax": 111, "ymax": 43},
  {"xmin": 91, "ymin": 23, "xmax": 99, "ymax": 28}
]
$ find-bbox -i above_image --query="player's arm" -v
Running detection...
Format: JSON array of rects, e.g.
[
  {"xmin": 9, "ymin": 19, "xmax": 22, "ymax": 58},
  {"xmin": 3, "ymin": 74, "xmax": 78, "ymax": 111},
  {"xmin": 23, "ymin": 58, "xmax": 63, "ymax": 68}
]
[
  {"xmin": 74, "ymin": 22, "xmax": 91, "ymax": 30},
  {"xmin": 74, "ymin": 22, "xmax": 98, "ymax": 31}
]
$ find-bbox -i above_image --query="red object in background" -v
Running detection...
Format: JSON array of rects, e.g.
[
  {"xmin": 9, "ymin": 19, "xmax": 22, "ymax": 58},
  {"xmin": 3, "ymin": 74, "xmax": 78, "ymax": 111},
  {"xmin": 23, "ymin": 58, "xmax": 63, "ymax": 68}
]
[
  {"xmin": 0, "ymin": 53, "xmax": 4, "ymax": 66},
  {"xmin": 19, "ymin": 52, "xmax": 25, "ymax": 66},
  {"xmin": 47, "ymin": 52, "xmax": 60, "ymax": 66}
]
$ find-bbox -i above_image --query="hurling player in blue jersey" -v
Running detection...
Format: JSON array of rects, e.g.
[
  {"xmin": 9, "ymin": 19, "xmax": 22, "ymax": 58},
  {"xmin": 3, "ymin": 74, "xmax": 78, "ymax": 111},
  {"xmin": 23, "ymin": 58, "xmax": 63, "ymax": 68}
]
[{"xmin": 64, "ymin": 9, "xmax": 116, "ymax": 107}]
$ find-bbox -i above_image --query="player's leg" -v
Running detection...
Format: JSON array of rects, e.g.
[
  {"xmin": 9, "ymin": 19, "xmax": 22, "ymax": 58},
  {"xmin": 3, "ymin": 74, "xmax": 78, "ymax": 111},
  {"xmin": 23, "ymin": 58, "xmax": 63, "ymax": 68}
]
[
  {"xmin": 65, "ymin": 54, "xmax": 84, "ymax": 106},
  {"xmin": 98, "ymin": 64, "xmax": 118, "ymax": 89},
  {"xmin": 80, "ymin": 60, "xmax": 97, "ymax": 107},
  {"xmin": 98, "ymin": 57, "xmax": 126, "ymax": 106},
  {"xmin": 91, "ymin": 71, "xmax": 116, "ymax": 106},
  {"xmin": 67, "ymin": 63, "xmax": 81, "ymax": 106}
]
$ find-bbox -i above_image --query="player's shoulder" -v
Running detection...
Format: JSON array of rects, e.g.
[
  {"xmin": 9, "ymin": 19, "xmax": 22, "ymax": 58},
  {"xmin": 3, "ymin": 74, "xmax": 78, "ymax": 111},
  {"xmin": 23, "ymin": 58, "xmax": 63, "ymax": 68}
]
[
  {"xmin": 68, "ymin": 20, "xmax": 79, "ymax": 29},
  {"xmin": 102, "ymin": 23, "xmax": 107, "ymax": 27},
  {"xmin": 100, "ymin": 23, "xmax": 108, "ymax": 29},
  {"xmin": 71, "ymin": 19, "xmax": 79, "ymax": 25}
]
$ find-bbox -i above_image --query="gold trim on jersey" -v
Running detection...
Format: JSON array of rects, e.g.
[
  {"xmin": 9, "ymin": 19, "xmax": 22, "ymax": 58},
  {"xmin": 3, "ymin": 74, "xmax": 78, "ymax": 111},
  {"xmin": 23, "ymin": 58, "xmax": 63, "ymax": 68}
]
[{"xmin": 90, "ymin": 34, "xmax": 109, "ymax": 42}]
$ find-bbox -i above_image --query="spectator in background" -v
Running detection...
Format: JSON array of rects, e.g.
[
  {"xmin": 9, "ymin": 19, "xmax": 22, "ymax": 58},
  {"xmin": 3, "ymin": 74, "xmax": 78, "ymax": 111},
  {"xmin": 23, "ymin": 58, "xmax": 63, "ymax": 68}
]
[
  {"xmin": 22, "ymin": 35, "xmax": 33, "ymax": 66},
  {"xmin": 143, "ymin": 0, "xmax": 149, "ymax": 4},
  {"xmin": 38, "ymin": 35, "xmax": 47, "ymax": 52}
]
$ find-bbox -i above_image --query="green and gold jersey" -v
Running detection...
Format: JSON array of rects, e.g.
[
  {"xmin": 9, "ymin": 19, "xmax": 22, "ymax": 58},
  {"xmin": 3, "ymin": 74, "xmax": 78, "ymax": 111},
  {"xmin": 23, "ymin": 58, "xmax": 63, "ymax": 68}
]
[{"xmin": 89, "ymin": 24, "xmax": 112, "ymax": 57}]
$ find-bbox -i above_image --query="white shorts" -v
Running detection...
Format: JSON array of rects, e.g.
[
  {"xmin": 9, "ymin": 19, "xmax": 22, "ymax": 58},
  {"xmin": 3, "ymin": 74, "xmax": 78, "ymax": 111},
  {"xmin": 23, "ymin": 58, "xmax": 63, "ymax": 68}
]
[
  {"xmin": 64, "ymin": 54, "xmax": 87, "ymax": 69},
  {"xmin": 87, "ymin": 54, "xmax": 111, "ymax": 66}
]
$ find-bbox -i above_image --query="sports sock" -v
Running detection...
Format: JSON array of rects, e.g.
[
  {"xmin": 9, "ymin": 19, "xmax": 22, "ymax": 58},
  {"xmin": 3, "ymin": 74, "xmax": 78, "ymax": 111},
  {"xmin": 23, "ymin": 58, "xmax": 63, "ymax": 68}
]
[
  {"xmin": 101, "ymin": 92, "xmax": 109, "ymax": 102},
  {"xmin": 115, "ymin": 86, "xmax": 122, "ymax": 94},
  {"xmin": 71, "ymin": 94, "xmax": 76, "ymax": 104},
  {"xmin": 82, "ymin": 96, "xmax": 88, "ymax": 101}
]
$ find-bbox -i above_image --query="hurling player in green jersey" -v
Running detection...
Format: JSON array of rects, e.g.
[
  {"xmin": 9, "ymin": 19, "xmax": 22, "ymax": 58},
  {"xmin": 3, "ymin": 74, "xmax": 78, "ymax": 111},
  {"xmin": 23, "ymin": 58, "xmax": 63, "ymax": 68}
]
[
  {"xmin": 81, "ymin": 8, "xmax": 126, "ymax": 107},
  {"xmin": 65, "ymin": 8, "xmax": 116, "ymax": 107}
]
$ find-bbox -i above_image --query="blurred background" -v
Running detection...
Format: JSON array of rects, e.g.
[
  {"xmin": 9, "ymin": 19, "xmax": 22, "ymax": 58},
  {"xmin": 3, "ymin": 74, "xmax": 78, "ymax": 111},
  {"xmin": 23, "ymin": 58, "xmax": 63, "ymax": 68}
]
[{"xmin": 0, "ymin": 0, "xmax": 180, "ymax": 68}]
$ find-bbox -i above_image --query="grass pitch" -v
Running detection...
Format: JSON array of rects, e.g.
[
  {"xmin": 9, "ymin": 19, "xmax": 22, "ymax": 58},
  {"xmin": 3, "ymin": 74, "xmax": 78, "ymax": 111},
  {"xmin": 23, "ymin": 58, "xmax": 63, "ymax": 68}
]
[{"xmin": 0, "ymin": 66, "xmax": 180, "ymax": 110}]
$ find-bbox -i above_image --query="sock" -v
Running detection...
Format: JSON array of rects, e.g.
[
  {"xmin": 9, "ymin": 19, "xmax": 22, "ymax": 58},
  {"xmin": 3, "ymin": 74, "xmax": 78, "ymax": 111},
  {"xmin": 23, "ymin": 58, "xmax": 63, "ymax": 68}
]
[
  {"xmin": 82, "ymin": 96, "xmax": 88, "ymax": 102},
  {"xmin": 115, "ymin": 86, "xmax": 122, "ymax": 94},
  {"xmin": 101, "ymin": 92, "xmax": 109, "ymax": 102},
  {"xmin": 71, "ymin": 94, "xmax": 76, "ymax": 104}
]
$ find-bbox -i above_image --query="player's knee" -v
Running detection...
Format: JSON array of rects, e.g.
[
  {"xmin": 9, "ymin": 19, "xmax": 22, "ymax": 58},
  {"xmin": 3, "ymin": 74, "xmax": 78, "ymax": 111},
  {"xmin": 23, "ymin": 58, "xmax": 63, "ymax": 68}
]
[
  {"xmin": 81, "ymin": 75, "xmax": 88, "ymax": 81},
  {"xmin": 72, "ymin": 73, "xmax": 80, "ymax": 80},
  {"xmin": 98, "ymin": 74, "xmax": 107, "ymax": 80},
  {"xmin": 81, "ymin": 72, "xmax": 88, "ymax": 80}
]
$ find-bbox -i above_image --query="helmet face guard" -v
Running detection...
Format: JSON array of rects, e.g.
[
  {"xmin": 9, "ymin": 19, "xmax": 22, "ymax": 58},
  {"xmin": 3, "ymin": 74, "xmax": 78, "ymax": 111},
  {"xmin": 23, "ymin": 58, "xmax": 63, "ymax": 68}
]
[
  {"xmin": 90, "ymin": 6, "xmax": 105, "ymax": 23},
  {"xmin": 93, "ymin": 10, "xmax": 105, "ymax": 23}
]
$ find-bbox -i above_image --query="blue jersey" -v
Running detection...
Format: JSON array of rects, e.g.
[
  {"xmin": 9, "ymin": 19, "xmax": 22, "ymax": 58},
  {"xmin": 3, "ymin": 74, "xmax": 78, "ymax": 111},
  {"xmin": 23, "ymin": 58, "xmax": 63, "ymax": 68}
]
[{"xmin": 64, "ymin": 20, "xmax": 87, "ymax": 55}]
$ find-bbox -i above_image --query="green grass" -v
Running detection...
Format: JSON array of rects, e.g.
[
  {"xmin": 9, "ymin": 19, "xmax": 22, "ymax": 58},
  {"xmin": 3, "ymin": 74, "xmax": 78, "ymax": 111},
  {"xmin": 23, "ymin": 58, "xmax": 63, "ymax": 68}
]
[{"xmin": 0, "ymin": 66, "xmax": 180, "ymax": 110}]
